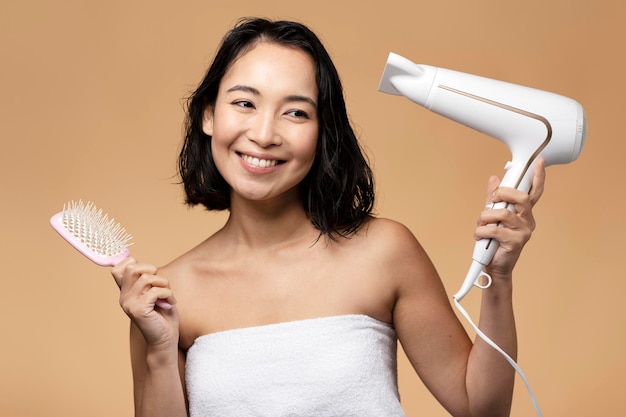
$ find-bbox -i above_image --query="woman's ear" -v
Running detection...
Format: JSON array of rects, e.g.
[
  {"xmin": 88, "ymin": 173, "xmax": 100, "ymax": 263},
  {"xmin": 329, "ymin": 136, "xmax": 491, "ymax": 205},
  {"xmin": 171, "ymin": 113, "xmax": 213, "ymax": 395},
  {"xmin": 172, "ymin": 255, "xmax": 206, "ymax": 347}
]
[{"xmin": 202, "ymin": 106, "xmax": 214, "ymax": 136}]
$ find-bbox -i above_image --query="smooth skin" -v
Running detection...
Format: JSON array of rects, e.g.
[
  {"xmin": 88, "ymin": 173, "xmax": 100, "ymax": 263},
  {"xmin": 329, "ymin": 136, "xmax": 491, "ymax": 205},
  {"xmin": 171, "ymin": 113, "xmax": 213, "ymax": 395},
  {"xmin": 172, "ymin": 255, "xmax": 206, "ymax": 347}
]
[{"xmin": 112, "ymin": 42, "xmax": 545, "ymax": 417}]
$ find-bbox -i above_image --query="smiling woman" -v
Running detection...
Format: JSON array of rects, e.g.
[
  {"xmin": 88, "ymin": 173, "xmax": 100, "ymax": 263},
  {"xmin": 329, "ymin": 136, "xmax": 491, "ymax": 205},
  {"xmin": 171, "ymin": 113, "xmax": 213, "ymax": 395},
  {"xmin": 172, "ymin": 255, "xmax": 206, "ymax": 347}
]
[
  {"xmin": 110, "ymin": 17, "xmax": 546, "ymax": 417},
  {"xmin": 178, "ymin": 19, "xmax": 375, "ymax": 235}
]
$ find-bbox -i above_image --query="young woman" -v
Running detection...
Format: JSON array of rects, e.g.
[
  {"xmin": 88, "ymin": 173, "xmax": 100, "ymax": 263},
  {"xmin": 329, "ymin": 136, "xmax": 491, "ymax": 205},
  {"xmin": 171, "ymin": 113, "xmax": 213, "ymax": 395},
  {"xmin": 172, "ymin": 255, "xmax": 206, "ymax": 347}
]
[{"xmin": 112, "ymin": 18, "xmax": 545, "ymax": 417}]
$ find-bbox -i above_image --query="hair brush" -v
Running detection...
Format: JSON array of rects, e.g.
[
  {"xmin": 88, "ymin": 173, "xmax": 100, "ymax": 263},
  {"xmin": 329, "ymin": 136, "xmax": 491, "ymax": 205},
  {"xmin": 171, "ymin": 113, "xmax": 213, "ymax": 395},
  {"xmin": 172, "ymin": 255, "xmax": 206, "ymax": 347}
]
[
  {"xmin": 50, "ymin": 200, "xmax": 132, "ymax": 266},
  {"xmin": 50, "ymin": 200, "xmax": 171, "ymax": 308}
]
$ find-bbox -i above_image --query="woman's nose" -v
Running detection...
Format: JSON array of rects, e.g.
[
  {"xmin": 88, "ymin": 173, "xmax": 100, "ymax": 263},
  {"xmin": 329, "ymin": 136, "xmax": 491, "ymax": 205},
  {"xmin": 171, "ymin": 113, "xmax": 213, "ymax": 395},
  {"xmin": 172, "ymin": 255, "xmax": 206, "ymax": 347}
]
[{"xmin": 248, "ymin": 112, "xmax": 282, "ymax": 147}]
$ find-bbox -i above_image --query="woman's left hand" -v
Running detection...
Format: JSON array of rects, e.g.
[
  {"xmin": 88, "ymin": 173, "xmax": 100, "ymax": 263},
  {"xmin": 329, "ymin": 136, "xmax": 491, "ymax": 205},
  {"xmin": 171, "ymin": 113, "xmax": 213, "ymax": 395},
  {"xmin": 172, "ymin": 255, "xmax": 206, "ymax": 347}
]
[{"xmin": 475, "ymin": 159, "xmax": 546, "ymax": 277}]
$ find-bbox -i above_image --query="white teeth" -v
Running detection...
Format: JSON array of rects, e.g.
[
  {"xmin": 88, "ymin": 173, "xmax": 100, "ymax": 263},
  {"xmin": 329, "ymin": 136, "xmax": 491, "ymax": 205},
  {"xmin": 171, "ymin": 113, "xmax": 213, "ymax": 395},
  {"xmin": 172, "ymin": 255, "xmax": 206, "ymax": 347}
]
[{"xmin": 241, "ymin": 154, "xmax": 279, "ymax": 168}]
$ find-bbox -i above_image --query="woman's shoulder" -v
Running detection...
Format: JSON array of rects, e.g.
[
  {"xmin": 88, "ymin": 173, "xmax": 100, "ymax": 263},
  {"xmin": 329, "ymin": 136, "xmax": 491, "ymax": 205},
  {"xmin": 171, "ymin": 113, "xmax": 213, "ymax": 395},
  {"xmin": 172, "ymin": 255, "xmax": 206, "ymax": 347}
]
[
  {"xmin": 349, "ymin": 217, "xmax": 439, "ymax": 312},
  {"xmin": 352, "ymin": 216, "xmax": 430, "ymax": 265},
  {"xmin": 157, "ymin": 236, "xmax": 218, "ymax": 282},
  {"xmin": 360, "ymin": 216, "xmax": 422, "ymax": 248}
]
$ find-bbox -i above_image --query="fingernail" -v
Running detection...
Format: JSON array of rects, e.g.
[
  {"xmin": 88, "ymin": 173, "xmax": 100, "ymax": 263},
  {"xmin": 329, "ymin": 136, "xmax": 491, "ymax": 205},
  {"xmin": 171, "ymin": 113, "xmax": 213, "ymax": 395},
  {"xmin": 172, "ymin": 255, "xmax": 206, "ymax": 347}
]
[{"xmin": 155, "ymin": 299, "xmax": 173, "ymax": 309}]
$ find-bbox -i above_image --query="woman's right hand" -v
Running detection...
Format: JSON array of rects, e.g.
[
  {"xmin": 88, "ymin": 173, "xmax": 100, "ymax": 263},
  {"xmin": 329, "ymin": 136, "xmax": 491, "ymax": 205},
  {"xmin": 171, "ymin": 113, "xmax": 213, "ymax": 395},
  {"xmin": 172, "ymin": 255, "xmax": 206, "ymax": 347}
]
[{"xmin": 112, "ymin": 257, "xmax": 179, "ymax": 351}]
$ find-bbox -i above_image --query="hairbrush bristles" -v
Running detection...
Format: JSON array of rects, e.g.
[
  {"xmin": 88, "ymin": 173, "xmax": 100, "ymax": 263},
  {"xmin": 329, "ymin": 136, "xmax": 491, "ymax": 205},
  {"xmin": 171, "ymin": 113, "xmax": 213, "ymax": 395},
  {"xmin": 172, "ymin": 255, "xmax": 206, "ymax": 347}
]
[{"xmin": 50, "ymin": 200, "xmax": 132, "ymax": 266}]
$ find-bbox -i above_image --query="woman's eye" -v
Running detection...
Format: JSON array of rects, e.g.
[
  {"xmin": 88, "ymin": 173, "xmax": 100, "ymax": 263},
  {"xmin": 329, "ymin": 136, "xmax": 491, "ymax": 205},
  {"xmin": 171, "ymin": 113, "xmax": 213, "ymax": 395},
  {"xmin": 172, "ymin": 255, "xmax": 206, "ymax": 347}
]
[
  {"xmin": 286, "ymin": 109, "xmax": 309, "ymax": 119},
  {"xmin": 233, "ymin": 100, "xmax": 254, "ymax": 108}
]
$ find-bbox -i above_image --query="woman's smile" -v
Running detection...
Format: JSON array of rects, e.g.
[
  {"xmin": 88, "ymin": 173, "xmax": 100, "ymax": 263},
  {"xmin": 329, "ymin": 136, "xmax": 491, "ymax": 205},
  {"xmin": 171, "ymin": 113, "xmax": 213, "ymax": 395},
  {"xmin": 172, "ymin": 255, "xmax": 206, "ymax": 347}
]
[{"xmin": 238, "ymin": 152, "xmax": 283, "ymax": 169}]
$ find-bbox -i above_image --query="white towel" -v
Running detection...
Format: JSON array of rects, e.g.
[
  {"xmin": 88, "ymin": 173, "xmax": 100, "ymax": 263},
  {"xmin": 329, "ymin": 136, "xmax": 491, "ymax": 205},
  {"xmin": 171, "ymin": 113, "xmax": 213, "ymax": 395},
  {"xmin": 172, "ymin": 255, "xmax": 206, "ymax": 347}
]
[{"xmin": 185, "ymin": 314, "xmax": 406, "ymax": 416}]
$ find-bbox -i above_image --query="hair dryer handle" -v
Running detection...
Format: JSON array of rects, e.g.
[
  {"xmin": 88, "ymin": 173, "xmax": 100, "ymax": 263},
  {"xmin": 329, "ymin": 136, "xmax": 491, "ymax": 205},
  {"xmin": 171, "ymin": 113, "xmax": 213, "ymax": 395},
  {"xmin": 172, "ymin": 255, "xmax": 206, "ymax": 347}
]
[{"xmin": 454, "ymin": 158, "xmax": 537, "ymax": 301}]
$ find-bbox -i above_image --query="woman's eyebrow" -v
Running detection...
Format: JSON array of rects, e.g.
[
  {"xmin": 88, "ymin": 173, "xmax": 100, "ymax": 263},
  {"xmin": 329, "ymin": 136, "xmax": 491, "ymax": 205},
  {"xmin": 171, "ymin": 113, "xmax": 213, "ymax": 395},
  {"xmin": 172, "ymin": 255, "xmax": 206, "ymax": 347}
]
[
  {"xmin": 226, "ymin": 85, "xmax": 316, "ymax": 108},
  {"xmin": 285, "ymin": 95, "xmax": 317, "ymax": 109},
  {"xmin": 226, "ymin": 84, "xmax": 260, "ymax": 95}
]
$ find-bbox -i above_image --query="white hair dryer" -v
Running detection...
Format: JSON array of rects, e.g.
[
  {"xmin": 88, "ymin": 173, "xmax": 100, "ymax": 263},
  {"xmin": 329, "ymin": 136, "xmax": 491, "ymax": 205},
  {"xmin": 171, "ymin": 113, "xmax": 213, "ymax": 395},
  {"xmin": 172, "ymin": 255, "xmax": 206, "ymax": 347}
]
[{"xmin": 378, "ymin": 52, "xmax": 587, "ymax": 301}]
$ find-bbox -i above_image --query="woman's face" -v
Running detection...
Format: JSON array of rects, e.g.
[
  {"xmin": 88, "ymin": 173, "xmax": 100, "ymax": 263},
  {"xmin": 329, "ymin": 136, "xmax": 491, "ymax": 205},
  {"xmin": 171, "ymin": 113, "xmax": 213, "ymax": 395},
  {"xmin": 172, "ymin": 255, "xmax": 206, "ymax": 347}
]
[{"xmin": 203, "ymin": 42, "xmax": 319, "ymax": 206}]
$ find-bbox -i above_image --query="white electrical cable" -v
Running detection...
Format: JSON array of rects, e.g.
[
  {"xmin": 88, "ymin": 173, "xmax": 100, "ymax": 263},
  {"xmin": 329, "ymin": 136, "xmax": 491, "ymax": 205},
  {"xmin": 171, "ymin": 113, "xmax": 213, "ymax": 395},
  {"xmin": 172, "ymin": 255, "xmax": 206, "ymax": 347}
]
[{"xmin": 453, "ymin": 297, "xmax": 543, "ymax": 417}]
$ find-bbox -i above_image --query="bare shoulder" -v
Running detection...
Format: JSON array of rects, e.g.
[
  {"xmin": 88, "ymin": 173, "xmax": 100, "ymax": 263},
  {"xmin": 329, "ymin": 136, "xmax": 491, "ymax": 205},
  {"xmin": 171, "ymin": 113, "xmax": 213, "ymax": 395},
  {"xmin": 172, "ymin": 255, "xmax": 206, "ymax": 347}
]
[
  {"xmin": 354, "ymin": 217, "xmax": 441, "ymax": 299},
  {"xmin": 359, "ymin": 217, "xmax": 432, "ymax": 266},
  {"xmin": 157, "ymin": 237, "xmax": 217, "ymax": 284},
  {"xmin": 157, "ymin": 248, "xmax": 195, "ymax": 281}
]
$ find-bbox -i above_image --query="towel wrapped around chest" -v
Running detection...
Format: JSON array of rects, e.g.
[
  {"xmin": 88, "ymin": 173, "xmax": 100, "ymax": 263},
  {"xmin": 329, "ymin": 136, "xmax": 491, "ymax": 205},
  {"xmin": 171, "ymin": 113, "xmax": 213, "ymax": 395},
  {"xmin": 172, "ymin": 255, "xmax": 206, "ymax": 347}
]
[{"xmin": 185, "ymin": 314, "xmax": 406, "ymax": 416}]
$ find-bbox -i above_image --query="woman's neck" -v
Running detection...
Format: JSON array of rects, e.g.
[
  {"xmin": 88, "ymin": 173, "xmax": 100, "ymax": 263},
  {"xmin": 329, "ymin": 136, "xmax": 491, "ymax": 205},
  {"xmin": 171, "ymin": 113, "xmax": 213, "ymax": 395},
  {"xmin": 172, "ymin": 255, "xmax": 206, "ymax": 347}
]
[{"xmin": 221, "ymin": 192, "xmax": 319, "ymax": 250}]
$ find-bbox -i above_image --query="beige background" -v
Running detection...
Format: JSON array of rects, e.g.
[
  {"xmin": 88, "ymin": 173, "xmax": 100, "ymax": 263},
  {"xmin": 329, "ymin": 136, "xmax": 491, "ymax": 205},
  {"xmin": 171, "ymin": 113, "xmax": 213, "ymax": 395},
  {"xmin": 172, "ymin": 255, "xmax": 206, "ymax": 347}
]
[{"xmin": 1, "ymin": 0, "xmax": 624, "ymax": 416}]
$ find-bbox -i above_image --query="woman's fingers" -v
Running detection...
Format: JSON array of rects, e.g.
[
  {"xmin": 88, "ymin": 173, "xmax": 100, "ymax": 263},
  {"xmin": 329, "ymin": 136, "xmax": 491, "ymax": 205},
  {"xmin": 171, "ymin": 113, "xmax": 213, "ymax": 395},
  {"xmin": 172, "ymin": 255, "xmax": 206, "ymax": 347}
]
[
  {"xmin": 111, "ymin": 257, "xmax": 157, "ymax": 287},
  {"xmin": 112, "ymin": 258, "xmax": 176, "ymax": 316},
  {"xmin": 528, "ymin": 158, "xmax": 546, "ymax": 207},
  {"xmin": 477, "ymin": 162, "xmax": 547, "ymax": 261},
  {"xmin": 111, "ymin": 259, "xmax": 179, "ymax": 348},
  {"xmin": 474, "ymin": 162, "xmax": 547, "ymax": 274}
]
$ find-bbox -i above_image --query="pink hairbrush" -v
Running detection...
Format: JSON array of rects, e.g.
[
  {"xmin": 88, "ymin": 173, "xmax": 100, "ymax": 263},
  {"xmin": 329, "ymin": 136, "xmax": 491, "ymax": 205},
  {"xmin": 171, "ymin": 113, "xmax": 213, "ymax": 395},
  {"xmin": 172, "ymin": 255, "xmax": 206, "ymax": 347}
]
[
  {"xmin": 50, "ymin": 200, "xmax": 171, "ymax": 308},
  {"xmin": 50, "ymin": 200, "xmax": 132, "ymax": 266}
]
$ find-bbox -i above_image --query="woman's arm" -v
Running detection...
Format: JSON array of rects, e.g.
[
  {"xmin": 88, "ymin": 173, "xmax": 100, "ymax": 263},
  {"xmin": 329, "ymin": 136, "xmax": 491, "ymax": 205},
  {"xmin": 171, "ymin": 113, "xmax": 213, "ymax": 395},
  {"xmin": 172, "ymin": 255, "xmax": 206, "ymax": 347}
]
[
  {"xmin": 129, "ymin": 322, "xmax": 187, "ymax": 417},
  {"xmin": 112, "ymin": 258, "xmax": 187, "ymax": 417},
  {"xmin": 394, "ymin": 162, "xmax": 545, "ymax": 417}
]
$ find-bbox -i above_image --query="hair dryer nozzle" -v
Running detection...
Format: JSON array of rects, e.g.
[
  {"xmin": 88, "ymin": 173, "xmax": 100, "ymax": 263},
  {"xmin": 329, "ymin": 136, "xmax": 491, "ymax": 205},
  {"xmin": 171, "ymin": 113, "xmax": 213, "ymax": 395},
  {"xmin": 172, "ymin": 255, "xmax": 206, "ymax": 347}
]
[{"xmin": 378, "ymin": 53, "xmax": 438, "ymax": 106}]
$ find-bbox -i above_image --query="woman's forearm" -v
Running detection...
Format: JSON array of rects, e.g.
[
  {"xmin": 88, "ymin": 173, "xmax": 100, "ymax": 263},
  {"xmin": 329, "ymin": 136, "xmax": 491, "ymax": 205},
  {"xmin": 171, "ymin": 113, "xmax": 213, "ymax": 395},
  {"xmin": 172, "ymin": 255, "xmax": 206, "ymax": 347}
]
[
  {"xmin": 465, "ymin": 275, "xmax": 517, "ymax": 417},
  {"xmin": 135, "ymin": 347, "xmax": 187, "ymax": 417}
]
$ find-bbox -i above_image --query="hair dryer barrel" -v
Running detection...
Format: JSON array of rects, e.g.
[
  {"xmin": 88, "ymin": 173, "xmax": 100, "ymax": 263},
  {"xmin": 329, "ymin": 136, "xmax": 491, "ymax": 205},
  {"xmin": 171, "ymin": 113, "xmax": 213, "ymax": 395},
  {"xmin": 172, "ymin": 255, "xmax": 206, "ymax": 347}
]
[
  {"xmin": 378, "ymin": 52, "xmax": 587, "ymax": 301},
  {"xmin": 378, "ymin": 52, "xmax": 586, "ymax": 173}
]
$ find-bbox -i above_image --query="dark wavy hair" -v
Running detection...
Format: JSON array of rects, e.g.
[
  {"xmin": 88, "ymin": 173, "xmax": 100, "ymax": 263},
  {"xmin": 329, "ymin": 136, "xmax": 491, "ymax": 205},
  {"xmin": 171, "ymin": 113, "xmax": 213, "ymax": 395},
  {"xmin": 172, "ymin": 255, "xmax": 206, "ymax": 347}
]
[{"xmin": 178, "ymin": 17, "xmax": 374, "ymax": 239}]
